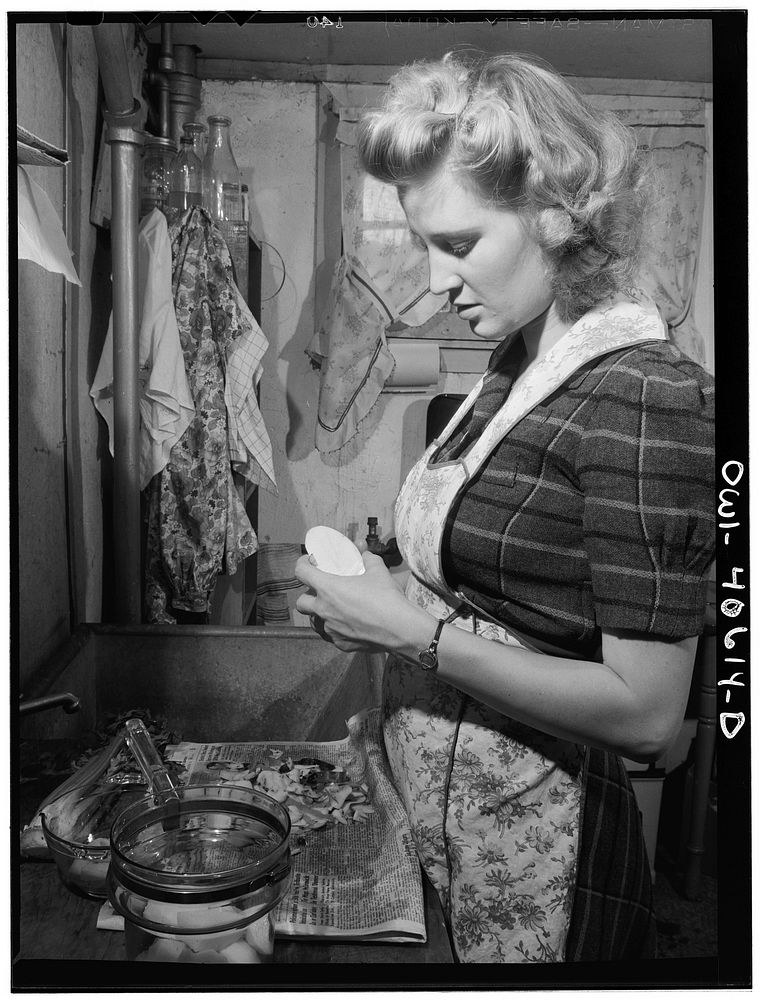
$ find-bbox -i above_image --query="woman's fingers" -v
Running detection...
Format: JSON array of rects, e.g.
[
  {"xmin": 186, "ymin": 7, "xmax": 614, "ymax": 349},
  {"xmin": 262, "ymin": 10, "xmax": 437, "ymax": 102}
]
[
  {"xmin": 294, "ymin": 553, "xmax": 325, "ymax": 587},
  {"xmin": 360, "ymin": 549, "xmax": 386, "ymax": 572},
  {"xmin": 294, "ymin": 589, "xmax": 316, "ymax": 618},
  {"xmin": 295, "ymin": 549, "xmax": 388, "ymax": 586},
  {"xmin": 293, "ymin": 547, "xmax": 401, "ymax": 649}
]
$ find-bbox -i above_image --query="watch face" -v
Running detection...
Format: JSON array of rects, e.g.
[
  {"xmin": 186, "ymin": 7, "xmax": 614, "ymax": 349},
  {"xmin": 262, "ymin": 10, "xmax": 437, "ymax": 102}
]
[{"xmin": 418, "ymin": 650, "xmax": 438, "ymax": 670}]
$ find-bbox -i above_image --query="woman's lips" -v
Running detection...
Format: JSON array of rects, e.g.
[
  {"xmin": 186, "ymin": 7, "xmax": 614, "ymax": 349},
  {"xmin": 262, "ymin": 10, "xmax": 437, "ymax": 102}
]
[{"xmin": 455, "ymin": 303, "xmax": 480, "ymax": 318}]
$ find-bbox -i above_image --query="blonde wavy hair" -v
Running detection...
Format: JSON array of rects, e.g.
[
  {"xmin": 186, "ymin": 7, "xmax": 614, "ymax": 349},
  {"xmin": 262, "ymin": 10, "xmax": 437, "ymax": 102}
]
[{"xmin": 357, "ymin": 52, "xmax": 649, "ymax": 321}]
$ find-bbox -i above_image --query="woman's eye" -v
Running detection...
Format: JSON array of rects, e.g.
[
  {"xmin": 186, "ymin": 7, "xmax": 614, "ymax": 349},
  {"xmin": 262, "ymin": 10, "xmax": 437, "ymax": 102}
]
[
  {"xmin": 409, "ymin": 233, "xmax": 475, "ymax": 258},
  {"xmin": 450, "ymin": 241, "xmax": 475, "ymax": 259}
]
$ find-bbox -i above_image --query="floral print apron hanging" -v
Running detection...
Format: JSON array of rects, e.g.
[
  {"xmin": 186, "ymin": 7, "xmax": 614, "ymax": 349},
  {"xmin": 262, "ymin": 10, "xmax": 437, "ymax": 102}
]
[
  {"xmin": 144, "ymin": 208, "xmax": 259, "ymax": 622},
  {"xmin": 383, "ymin": 291, "xmax": 667, "ymax": 962}
]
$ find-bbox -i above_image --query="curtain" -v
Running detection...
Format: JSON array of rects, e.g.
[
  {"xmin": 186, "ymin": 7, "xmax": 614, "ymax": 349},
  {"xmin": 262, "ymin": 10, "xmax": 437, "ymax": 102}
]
[
  {"xmin": 591, "ymin": 95, "xmax": 709, "ymax": 371},
  {"xmin": 311, "ymin": 89, "xmax": 710, "ymax": 454}
]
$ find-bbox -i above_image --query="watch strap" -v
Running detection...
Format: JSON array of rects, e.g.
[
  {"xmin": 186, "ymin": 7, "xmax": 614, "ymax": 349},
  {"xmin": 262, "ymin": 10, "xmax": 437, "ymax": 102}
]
[{"xmin": 417, "ymin": 609, "xmax": 460, "ymax": 671}]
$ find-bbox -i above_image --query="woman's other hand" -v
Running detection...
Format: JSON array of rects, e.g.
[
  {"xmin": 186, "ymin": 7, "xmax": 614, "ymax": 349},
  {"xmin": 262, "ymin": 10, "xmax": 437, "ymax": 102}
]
[{"xmin": 294, "ymin": 550, "xmax": 423, "ymax": 654}]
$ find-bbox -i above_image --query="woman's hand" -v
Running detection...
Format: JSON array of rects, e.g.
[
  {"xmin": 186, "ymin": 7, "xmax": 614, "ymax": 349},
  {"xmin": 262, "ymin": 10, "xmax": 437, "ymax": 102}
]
[
  {"xmin": 295, "ymin": 553, "xmax": 697, "ymax": 762},
  {"xmin": 294, "ymin": 551, "xmax": 429, "ymax": 655}
]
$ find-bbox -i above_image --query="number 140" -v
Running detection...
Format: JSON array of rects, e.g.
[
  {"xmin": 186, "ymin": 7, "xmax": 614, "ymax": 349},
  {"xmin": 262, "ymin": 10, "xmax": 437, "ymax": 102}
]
[{"xmin": 307, "ymin": 16, "xmax": 343, "ymax": 28}]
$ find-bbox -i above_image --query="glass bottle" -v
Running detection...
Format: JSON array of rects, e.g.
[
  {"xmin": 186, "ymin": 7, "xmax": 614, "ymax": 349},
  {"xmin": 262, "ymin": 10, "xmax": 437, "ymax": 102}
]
[
  {"xmin": 238, "ymin": 185, "xmax": 250, "ymax": 301},
  {"xmin": 182, "ymin": 121, "xmax": 207, "ymax": 166},
  {"xmin": 202, "ymin": 115, "xmax": 242, "ymax": 223},
  {"xmin": 168, "ymin": 136, "xmax": 202, "ymax": 212},
  {"xmin": 140, "ymin": 137, "xmax": 177, "ymax": 219},
  {"xmin": 202, "ymin": 115, "xmax": 249, "ymax": 295}
]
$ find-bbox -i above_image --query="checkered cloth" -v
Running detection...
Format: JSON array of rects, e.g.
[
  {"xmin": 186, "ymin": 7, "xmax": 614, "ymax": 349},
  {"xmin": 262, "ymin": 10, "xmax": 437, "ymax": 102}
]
[
  {"xmin": 443, "ymin": 340, "xmax": 715, "ymax": 652},
  {"xmin": 226, "ymin": 285, "xmax": 277, "ymax": 494},
  {"xmin": 566, "ymin": 747, "xmax": 656, "ymax": 961}
]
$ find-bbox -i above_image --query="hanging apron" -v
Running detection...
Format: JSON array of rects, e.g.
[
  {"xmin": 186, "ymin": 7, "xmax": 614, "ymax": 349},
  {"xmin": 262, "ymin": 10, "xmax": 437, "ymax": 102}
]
[{"xmin": 383, "ymin": 292, "xmax": 667, "ymax": 963}]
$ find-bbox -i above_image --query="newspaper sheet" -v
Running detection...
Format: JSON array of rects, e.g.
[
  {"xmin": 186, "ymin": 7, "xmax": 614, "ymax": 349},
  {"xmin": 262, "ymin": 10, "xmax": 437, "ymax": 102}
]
[{"xmin": 164, "ymin": 707, "xmax": 426, "ymax": 943}]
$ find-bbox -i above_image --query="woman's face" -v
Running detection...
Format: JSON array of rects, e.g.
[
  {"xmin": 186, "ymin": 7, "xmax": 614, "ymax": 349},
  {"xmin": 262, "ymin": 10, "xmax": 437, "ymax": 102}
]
[{"xmin": 400, "ymin": 167, "xmax": 555, "ymax": 341}]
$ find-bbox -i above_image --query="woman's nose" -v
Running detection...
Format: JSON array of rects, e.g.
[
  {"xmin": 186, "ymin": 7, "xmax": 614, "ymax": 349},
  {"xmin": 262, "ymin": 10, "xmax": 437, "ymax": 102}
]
[{"xmin": 427, "ymin": 249, "xmax": 462, "ymax": 298}]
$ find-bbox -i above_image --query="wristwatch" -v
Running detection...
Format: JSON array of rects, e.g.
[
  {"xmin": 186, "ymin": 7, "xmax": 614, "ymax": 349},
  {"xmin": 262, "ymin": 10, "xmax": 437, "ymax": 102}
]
[{"xmin": 417, "ymin": 609, "xmax": 460, "ymax": 672}]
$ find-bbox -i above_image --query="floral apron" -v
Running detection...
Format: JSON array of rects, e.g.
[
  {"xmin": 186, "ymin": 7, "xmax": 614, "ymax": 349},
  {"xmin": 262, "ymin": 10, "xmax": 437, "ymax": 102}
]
[{"xmin": 383, "ymin": 292, "xmax": 667, "ymax": 963}]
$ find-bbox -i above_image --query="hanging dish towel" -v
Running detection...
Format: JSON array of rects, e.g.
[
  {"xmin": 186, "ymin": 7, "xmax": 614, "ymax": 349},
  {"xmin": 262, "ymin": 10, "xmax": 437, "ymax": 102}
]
[
  {"xmin": 18, "ymin": 165, "xmax": 81, "ymax": 285},
  {"xmin": 309, "ymin": 254, "xmax": 453, "ymax": 453},
  {"xmin": 144, "ymin": 207, "xmax": 272, "ymax": 622},
  {"xmin": 90, "ymin": 208, "xmax": 194, "ymax": 488},
  {"xmin": 307, "ymin": 104, "xmax": 456, "ymax": 453},
  {"xmin": 308, "ymin": 254, "xmax": 395, "ymax": 454},
  {"xmin": 225, "ymin": 282, "xmax": 277, "ymax": 492}
]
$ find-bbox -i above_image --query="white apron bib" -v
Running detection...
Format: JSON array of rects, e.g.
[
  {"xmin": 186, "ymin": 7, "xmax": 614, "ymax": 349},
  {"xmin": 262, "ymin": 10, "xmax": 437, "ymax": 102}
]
[{"xmin": 383, "ymin": 292, "xmax": 667, "ymax": 963}]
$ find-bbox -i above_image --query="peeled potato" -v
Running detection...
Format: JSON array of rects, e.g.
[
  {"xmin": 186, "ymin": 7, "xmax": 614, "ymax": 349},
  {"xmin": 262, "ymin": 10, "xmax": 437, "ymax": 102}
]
[
  {"xmin": 220, "ymin": 939, "xmax": 261, "ymax": 964},
  {"xmin": 182, "ymin": 928, "xmax": 244, "ymax": 954},
  {"xmin": 142, "ymin": 937, "xmax": 187, "ymax": 962},
  {"xmin": 143, "ymin": 900, "xmax": 183, "ymax": 927},
  {"xmin": 305, "ymin": 526, "xmax": 365, "ymax": 576},
  {"xmin": 185, "ymin": 949, "xmax": 228, "ymax": 964},
  {"xmin": 245, "ymin": 915, "xmax": 273, "ymax": 958}
]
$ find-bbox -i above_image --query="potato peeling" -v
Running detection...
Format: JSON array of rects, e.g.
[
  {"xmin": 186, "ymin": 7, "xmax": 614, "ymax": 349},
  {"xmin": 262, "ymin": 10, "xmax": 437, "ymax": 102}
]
[{"xmin": 179, "ymin": 753, "xmax": 373, "ymax": 832}]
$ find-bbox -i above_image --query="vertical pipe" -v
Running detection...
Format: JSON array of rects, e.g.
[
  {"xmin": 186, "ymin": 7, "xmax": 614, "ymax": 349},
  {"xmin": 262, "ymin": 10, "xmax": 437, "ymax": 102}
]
[
  {"xmin": 92, "ymin": 25, "xmax": 136, "ymax": 116},
  {"xmin": 160, "ymin": 23, "xmax": 174, "ymax": 70},
  {"xmin": 93, "ymin": 24, "xmax": 144, "ymax": 622},
  {"xmin": 168, "ymin": 45, "xmax": 202, "ymax": 148},
  {"xmin": 152, "ymin": 74, "xmax": 171, "ymax": 139},
  {"xmin": 107, "ymin": 117, "xmax": 143, "ymax": 622},
  {"xmin": 156, "ymin": 23, "xmax": 175, "ymax": 140}
]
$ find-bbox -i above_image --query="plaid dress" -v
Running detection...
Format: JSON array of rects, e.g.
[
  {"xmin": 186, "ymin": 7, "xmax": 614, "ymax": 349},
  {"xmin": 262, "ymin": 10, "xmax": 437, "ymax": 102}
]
[
  {"xmin": 386, "ymin": 292, "xmax": 714, "ymax": 963},
  {"xmin": 442, "ymin": 340, "xmax": 715, "ymax": 655}
]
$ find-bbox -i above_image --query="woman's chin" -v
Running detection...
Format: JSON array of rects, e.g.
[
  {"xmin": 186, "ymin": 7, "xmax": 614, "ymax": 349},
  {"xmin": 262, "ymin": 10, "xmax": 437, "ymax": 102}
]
[{"xmin": 468, "ymin": 319, "xmax": 509, "ymax": 341}]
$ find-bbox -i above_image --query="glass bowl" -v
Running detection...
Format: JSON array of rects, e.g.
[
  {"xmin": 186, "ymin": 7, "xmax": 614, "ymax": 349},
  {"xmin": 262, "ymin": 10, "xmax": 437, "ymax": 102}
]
[
  {"xmin": 108, "ymin": 784, "xmax": 292, "ymax": 962},
  {"xmin": 41, "ymin": 784, "xmax": 148, "ymax": 899}
]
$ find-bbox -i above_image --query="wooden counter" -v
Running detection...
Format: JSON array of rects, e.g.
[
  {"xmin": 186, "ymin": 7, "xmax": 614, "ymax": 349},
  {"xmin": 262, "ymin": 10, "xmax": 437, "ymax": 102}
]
[{"xmin": 13, "ymin": 857, "xmax": 455, "ymax": 990}]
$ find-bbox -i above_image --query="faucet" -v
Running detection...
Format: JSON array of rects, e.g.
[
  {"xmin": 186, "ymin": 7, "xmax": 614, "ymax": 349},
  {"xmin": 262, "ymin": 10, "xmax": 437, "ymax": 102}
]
[
  {"xmin": 19, "ymin": 692, "xmax": 81, "ymax": 716},
  {"xmin": 365, "ymin": 517, "xmax": 403, "ymax": 568}
]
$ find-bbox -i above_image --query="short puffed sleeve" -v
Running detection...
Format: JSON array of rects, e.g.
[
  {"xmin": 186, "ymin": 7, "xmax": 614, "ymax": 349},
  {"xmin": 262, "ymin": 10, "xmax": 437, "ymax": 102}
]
[{"xmin": 577, "ymin": 344, "xmax": 715, "ymax": 638}]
